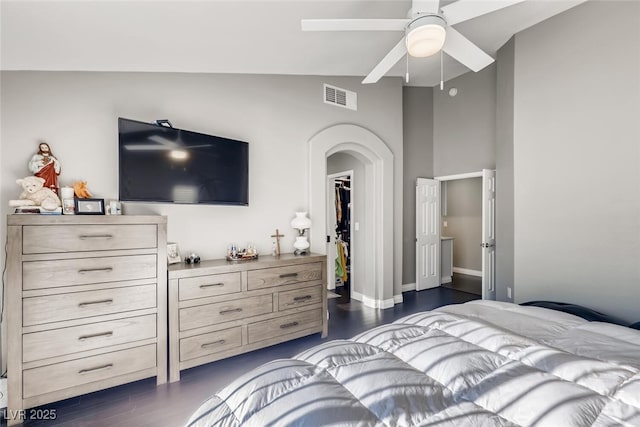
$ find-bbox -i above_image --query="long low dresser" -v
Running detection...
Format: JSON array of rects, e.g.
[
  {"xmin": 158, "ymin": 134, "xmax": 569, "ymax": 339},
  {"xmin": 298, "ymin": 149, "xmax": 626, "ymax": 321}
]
[
  {"xmin": 168, "ymin": 254, "xmax": 327, "ymax": 382},
  {"xmin": 6, "ymin": 215, "xmax": 167, "ymax": 426}
]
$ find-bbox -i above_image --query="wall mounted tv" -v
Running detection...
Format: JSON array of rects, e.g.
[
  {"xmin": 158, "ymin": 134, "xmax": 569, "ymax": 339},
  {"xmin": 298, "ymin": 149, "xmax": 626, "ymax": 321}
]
[{"xmin": 118, "ymin": 118, "xmax": 249, "ymax": 205}]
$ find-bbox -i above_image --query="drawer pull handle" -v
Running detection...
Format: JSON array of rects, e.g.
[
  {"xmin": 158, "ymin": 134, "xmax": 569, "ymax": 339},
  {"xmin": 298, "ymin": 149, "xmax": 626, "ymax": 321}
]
[
  {"xmin": 78, "ymin": 363, "xmax": 113, "ymax": 375},
  {"xmin": 78, "ymin": 331, "xmax": 113, "ymax": 341},
  {"xmin": 78, "ymin": 267, "xmax": 113, "ymax": 274},
  {"xmin": 293, "ymin": 295, "xmax": 312, "ymax": 302},
  {"xmin": 201, "ymin": 340, "xmax": 226, "ymax": 348},
  {"xmin": 219, "ymin": 308, "xmax": 243, "ymax": 315},
  {"xmin": 79, "ymin": 234, "xmax": 114, "ymax": 240},
  {"xmin": 280, "ymin": 321, "xmax": 300, "ymax": 329},
  {"xmin": 200, "ymin": 283, "xmax": 224, "ymax": 289},
  {"xmin": 78, "ymin": 299, "xmax": 114, "ymax": 307},
  {"xmin": 279, "ymin": 273, "xmax": 298, "ymax": 278}
]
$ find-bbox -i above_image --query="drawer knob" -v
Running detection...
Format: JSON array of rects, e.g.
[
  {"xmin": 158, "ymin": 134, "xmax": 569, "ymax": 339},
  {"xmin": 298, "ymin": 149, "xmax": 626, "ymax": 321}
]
[
  {"xmin": 78, "ymin": 331, "xmax": 114, "ymax": 341},
  {"xmin": 219, "ymin": 308, "xmax": 243, "ymax": 315},
  {"xmin": 78, "ymin": 267, "xmax": 113, "ymax": 274},
  {"xmin": 279, "ymin": 273, "xmax": 299, "ymax": 278},
  {"xmin": 201, "ymin": 340, "xmax": 226, "ymax": 348},
  {"xmin": 280, "ymin": 321, "xmax": 300, "ymax": 329},
  {"xmin": 78, "ymin": 363, "xmax": 113, "ymax": 375},
  {"xmin": 293, "ymin": 295, "xmax": 312, "ymax": 302},
  {"xmin": 78, "ymin": 299, "xmax": 114, "ymax": 308},
  {"xmin": 200, "ymin": 283, "xmax": 224, "ymax": 289},
  {"xmin": 79, "ymin": 234, "xmax": 114, "ymax": 240}
]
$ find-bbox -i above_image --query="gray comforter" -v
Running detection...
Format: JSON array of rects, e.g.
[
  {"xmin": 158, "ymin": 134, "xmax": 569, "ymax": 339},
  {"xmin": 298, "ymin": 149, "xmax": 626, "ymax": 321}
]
[{"xmin": 186, "ymin": 301, "xmax": 640, "ymax": 426}]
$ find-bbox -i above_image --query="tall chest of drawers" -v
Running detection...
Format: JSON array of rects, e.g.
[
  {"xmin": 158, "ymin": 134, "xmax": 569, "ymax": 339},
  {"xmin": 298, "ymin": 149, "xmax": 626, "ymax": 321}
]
[
  {"xmin": 168, "ymin": 254, "xmax": 327, "ymax": 382},
  {"xmin": 6, "ymin": 215, "xmax": 167, "ymax": 425}
]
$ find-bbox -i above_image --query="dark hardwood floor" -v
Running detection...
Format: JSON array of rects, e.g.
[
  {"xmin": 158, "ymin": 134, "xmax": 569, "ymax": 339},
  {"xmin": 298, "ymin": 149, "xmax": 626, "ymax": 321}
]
[
  {"xmin": 441, "ymin": 272, "xmax": 482, "ymax": 296},
  {"xmin": 5, "ymin": 287, "xmax": 478, "ymax": 427}
]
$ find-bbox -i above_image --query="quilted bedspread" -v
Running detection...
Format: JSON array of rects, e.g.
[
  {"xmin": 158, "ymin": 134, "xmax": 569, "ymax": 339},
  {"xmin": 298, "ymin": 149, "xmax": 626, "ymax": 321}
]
[{"xmin": 186, "ymin": 301, "xmax": 640, "ymax": 426}]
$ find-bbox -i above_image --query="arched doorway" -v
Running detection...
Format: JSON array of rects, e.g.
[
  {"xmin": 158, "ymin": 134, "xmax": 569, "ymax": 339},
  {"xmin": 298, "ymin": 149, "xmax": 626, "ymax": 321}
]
[{"xmin": 308, "ymin": 124, "xmax": 395, "ymax": 308}]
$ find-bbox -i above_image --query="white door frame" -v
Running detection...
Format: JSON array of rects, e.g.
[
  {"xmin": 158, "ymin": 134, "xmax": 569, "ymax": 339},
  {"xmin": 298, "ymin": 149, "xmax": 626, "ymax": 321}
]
[
  {"xmin": 326, "ymin": 170, "xmax": 354, "ymax": 292},
  {"xmin": 434, "ymin": 170, "xmax": 495, "ymax": 299},
  {"xmin": 308, "ymin": 124, "xmax": 394, "ymax": 309}
]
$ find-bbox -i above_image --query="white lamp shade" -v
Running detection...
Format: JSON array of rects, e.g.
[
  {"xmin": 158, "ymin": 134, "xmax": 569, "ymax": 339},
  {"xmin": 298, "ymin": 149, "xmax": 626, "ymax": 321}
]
[
  {"xmin": 406, "ymin": 16, "xmax": 446, "ymax": 58},
  {"xmin": 290, "ymin": 212, "xmax": 312, "ymax": 230}
]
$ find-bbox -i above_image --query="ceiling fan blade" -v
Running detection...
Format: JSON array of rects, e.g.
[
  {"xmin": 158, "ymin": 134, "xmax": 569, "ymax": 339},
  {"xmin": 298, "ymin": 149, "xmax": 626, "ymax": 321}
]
[
  {"xmin": 412, "ymin": 0, "xmax": 441, "ymax": 15},
  {"xmin": 362, "ymin": 38, "xmax": 407, "ymax": 84},
  {"xmin": 442, "ymin": 0, "xmax": 527, "ymax": 25},
  {"xmin": 301, "ymin": 19, "xmax": 408, "ymax": 32},
  {"xmin": 442, "ymin": 27, "xmax": 494, "ymax": 72}
]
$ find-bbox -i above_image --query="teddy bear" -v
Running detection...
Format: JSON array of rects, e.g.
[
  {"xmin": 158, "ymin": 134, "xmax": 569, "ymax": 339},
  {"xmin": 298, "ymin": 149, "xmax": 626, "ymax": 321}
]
[{"xmin": 9, "ymin": 176, "xmax": 61, "ymax": 211}]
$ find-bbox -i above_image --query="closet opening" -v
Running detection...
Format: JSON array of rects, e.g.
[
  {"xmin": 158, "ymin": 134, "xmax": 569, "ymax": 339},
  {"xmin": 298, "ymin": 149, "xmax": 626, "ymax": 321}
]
[{"xmin": 327, "ymin": 170, "xmax": 353, "ymax": 304}]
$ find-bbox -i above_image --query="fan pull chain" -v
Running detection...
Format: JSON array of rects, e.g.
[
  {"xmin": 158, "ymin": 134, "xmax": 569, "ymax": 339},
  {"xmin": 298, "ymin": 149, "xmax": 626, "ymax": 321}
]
[
  {"xmin": 405, "ymin": 53, "xmax": 409, "ymax": 83},
  {"xmin": 440, "ymin": 50, "xmax": 444, "ymax": 91}
]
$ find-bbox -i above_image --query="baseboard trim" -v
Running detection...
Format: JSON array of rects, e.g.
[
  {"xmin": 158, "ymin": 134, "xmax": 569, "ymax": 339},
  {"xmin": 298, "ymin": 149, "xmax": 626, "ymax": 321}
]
[
  {"xmin": 393, "ymin": 294, "xmax": 403, "ymax": 304},
  {"xmin": 402, "ymin": 283, "xmax": 416, "ymax": 292},
  {"xmin": 441, "ymin": 276, "xmax": 452, "ymax": 284},
  {"xmin": 453, "ymin": 267, "xmax": 482, "ymax": 277},
  {"xmin": 351, "ymin": 291, "xmax": 395, "ymax": 309}
]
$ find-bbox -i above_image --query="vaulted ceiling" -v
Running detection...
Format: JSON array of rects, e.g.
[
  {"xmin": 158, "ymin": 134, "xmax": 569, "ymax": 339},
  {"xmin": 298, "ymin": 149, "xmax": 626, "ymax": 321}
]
[{"xmin": 1, "ymin": 0, "xmax": 586, "ymax": 87}]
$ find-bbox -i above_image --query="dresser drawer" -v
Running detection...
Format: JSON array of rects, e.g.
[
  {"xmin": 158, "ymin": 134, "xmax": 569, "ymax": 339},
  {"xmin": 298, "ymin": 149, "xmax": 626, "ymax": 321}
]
[
  {"xmin": 23, "ymin": 314, "xmax": 157, "ymax": 363},
  {"xmin": 23, "ymin": 224, "xmax": 158, "ymax": 254},
  {"xmin": 179, "ymin": 294, "xmax": 273, "ymax": 331},
  {"xmin": 180, "ymin": 326, "xmax": 242, "ymax": 362},
  {"xmin": 22, "ymin": 344, "xmax": 156, "ymax": 399},
  {"xmin": 247, "ymin": 263, "xmax": 322, "ymax": 291},
  {"xmin": 23, "ymin": 285, "xmax": 156, "ymax": 326},
  {"xmin": 179, "ymin": 272, "xmax": 241, "ymax": 301},
  {"xmin": 278, "ymin": 285, "xmax": 322, "ymax": 311},
  {"xmin": 247, "ymin": 309, "xmax": 322, "ymax": 344},
  {"xmin": 23, "ymin": 254, "xmax": 157, "ymax": 290}
]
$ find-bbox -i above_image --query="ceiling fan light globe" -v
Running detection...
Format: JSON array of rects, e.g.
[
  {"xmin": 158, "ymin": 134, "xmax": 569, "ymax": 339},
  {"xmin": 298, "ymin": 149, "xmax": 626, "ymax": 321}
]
[
  {"xmin": 405, "ymin": 15, "xmax": 447, "ymax": 58},
  {"xmin": 406, "ymin": 24, "xmax": 446, "ymax": 57}
]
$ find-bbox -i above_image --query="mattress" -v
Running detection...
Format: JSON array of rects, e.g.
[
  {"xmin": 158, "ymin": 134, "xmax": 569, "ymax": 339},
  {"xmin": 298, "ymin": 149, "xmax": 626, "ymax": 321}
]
[{"xmin": 186, "ymin": 300, "xmax": 640, "ymax": 426}]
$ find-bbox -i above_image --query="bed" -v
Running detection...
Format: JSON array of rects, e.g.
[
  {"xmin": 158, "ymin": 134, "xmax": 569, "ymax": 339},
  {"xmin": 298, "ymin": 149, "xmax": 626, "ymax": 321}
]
[{"xmin": 186, "ymin": 300, "xmax": 640, "ymax": 426}]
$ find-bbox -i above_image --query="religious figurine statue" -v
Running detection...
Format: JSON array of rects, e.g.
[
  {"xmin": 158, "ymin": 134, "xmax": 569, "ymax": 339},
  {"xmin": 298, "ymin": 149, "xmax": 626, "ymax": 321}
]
[{"xmin": 28, "ymin": 141, "xmax": 61, "ymax": 195}]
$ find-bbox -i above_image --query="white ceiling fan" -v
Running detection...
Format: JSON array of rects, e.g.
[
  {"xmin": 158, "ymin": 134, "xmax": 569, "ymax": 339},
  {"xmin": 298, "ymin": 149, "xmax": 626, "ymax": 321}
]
[{"xmin": 302, "ymin": 0, "xmax": 527, "ymax": 84}]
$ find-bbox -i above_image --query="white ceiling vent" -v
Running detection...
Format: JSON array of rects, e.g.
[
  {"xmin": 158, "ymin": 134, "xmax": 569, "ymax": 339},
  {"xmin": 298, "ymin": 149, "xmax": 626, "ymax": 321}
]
[{"xmin": 324, "ymin": 84, "xmax": 357, "ymax": 111}]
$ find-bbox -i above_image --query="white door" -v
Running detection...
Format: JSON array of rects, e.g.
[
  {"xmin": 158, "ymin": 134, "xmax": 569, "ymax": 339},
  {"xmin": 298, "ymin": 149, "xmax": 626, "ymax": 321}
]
[
  {"xmin": 416, "ymin": 178, "xmax": 440, "ymax": 291},
  {"xmin": 482, "ymin": 169, "xmax": 496, "ymax": 300}
]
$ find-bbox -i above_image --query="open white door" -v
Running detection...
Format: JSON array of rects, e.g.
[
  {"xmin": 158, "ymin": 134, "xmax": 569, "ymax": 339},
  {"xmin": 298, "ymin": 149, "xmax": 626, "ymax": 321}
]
[
  {"xmin": 481, "ymin": 169, "xmax": 496, "ymax": 300},
  {"xmin": 416, "ymin": 178, "xmax": 440, "ymax": 291}
]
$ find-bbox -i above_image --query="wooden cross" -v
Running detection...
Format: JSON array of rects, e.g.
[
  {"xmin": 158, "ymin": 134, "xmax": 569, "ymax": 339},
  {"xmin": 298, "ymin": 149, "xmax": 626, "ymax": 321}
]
[{"xmin": 270, "ymin": 228, "xmax": 284, "ymax": 256}]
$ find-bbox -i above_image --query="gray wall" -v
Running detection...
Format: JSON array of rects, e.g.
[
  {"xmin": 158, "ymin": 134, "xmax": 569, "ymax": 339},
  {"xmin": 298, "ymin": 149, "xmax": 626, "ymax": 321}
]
[
  {"xmin": 402, "ymin": 86, "xmax": 434, "ymax": 285},
  {"xmin": 512, "ymin": 1, "xmax": 640, "ymax": 322},
  {"xmin": 433, "ymin": 64, "xmax": 496, "ymax": 177},
  {"xmin": 444, "ymin": 178, "xmax": 482, "ymax": 271},
  {"xmin": 327, "ymin": 152, "xmax": 369, "ymax": 298},
  {"xmin": 495, "ymin": 37, "xmax": 515, "ymax": 301}
]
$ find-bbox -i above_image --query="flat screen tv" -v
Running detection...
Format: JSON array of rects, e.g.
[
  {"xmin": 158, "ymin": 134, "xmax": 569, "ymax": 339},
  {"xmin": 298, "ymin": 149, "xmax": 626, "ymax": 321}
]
[{"xmin": 118, "ymin": 118, "xmax": 249, "ymax": 205}]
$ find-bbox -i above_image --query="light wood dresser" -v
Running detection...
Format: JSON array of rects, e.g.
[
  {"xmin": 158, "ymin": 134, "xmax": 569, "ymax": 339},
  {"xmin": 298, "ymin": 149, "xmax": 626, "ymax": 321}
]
[
  {"xmin": 6, "ymin": 215, "xmax": 167, "ymax": 425},
  {"xmin": 168, "ymin": 254, "xmax": 327, "ymax": 382}
]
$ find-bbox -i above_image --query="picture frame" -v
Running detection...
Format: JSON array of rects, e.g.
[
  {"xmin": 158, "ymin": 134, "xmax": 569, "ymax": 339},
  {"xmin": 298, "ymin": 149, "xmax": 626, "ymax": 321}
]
[
  {"xmin": 107, "ymin": 199, "xmax": 122, "ymax": 215},
  {"xmin": 74, "ymin": 198, "xmax": 105, "ymax": 215},
  {"xmin": 167, "ymin": 242, "xmax": 182, "ymax": 265}
]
